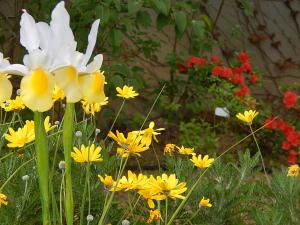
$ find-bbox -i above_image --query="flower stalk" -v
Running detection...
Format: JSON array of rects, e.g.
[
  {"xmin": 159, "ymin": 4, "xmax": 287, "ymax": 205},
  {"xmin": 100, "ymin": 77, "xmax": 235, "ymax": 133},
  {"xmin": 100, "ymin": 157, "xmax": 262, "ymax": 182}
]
[
  {"xmin": 34, "ymin": 112, "xmax": 50, "ymax": 225},
  {"xmin": 63, "ymin": 103, "xmax": 75, "ymax": 225}
]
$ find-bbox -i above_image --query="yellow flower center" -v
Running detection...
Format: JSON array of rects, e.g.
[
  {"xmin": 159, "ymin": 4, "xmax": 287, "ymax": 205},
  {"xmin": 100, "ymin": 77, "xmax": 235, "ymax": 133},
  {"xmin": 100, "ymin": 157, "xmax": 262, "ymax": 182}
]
[
  {"xmin": 31, "ymin": 68, "xmax": 49, "ymax": 96},
  {"xmin": 91, "ymin": 71, "xmax": 104, "ymax": 93},
  {"xmin": 66, "ymin": 67, "xmax": 78, "ymax": 83}
]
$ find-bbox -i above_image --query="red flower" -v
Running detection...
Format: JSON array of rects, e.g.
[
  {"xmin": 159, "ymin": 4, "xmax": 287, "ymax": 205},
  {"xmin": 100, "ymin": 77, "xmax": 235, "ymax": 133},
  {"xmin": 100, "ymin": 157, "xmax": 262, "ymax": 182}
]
[
  {"xmin": 239, "ymin": 52, "xmax": 249, "ymax": 63},
  {"xmin": 241, "ymin": 63, "xmax": 252, "ymax": 72},
  {"xmin": 233, "ymin": 67, "xmax": 242, "ymax": 74},
  {"xmin": 282, "ymin": 141, "xmax": 291, "ymax": 151},
  {"xmin": 210, "ymin": 55, "xmax": 218, "ymax": 62},
  {"xmin": 221, "ymin": 67, "xmax": 232, "ymax": 78},
  {"xmin": 277, "ymin": 119, "xmax": 286, "ymax": 131},
  {"xmin": 288, "ymin": 150, "xmax": 298, "ymax": 165},
  {"xmin": 186, "ymin": 56, "xmax": 206, "ymax": 67},
  {"xmin": 177, "ymin": 64, "xmax": 188, "ymax": 72},
  {"xmin": 232, "ymin": 73, "xmax": 245, "ymax": 85},
  {"xmin": 283, "ymin": 91, "xmax": 298, "ymax": 108},
  {"xmin": 234, "ymin": 86, "xmax": 250, "ymax": 97},
  {"xmin": 212, "ymin": 66, "xmax": 223, "ymax": 76},
  {"xmin": 285, "ymin": 130, "xmax": 299, "ymax": 147},
  {"xmin": 250, "ymin": 74, "xmax": 257, "ymax": 84},
  {"xmin": 264, "ymin": 116, "xmax": 276, "ymax": 130}
]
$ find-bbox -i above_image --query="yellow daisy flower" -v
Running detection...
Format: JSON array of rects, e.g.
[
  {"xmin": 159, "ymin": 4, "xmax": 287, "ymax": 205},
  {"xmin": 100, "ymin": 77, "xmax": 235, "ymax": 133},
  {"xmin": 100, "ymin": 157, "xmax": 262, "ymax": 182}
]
[
  {"xmin": 236, "ymin": 110, "xmax": 259, "ymax": 125},
  {"xmin": 112, "ymin": 170, "xmax": 148, "ymax": 191},
  {"xmin": 20, "ymin": 68, "xmax": 55, "ymax": 112},
  {"xmin": 5, "ymin": 125, "xmax": 35, "ymax": 148},
  {"xmin": 52, "ymin": 84, "xmax": 65, "ymax": 102},
  {"xmin": 1, "ymin": 96, "xmax": 25, "ymax": 112},
  {"xmin": 147, "ymin": 209, "xmax": 161, "ymax": 223},
  {"xmin": 81, "ymin": 97, "xmax": 108, "ymax": 115},
  {"xmin": 148, "ymin": 174, "xmax": 187, "ymax": 200},
  {"xmin": 199, "ymin": 197, "xmax": 212, "ymax": 208},
  {"xmin": 0, "ymin": 73, "xmax": 12, "ymax": 103},
  {"xmin": 108, "ymin": 131, "xmax": 149, "ymax": 157},
  {"xmin": 164, "ymin": 144, "xmax": 176, "ymax": 155},
  {"xmin": 132, "ymin": 121, "xmax": 165, "ymax": 146},
  {"xmin": 138, "ymin": 188, "xmax": 165, "ymax": 209},
  {"xmin": 71, "ymin": 144, "xmax": 103, "ymax": 163},
  {"xmin": 116, "ymin": 85, "xmax": 139, "ymax": 99},
  {"xmin": 0, "ymin": 193, "xmax": 8, "ymax": 206},
  {"xmin": 190, "ymin": 154, "xmax": 214, "ymax": 169},
  {"xmin": 176, "ymin": 146, "xmax": 196, "ymax": 156},
  {"xmin": 287, "ymin": 164, "xmax": 300, "ymax": 177},
  {"xmin": 98, "ymin": 175, "xmax": 114, "ymax": 187},
  {"xmin": 5, "ymin": 116, "xmax": 56, "ymax": 148}
]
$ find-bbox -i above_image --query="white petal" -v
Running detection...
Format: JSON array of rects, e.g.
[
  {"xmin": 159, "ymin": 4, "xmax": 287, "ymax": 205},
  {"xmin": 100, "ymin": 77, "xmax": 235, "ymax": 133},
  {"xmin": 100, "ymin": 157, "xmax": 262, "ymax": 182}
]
[
  {"xmin": 215, "ymin": 107, "xmax": 230, "ymax": 118},
  {"xmin": 50, "ymin": 1, "xmax": 76, "ymax": 51},
  {"xmin": 85, "ymin": 54, "xmax": 103, "ymax": 73},
  {"xmin": 36, "ymin": 22, "xmax": 52, "ymax": 50},
  {"xmin": 82, "ymin": 19, "xmax": 100, "ymax": 66},
  {"xmin": 20, "ymin": 10, "xmax": 40, "ymax": 52},
  {"xmin": 1, "ymin": 64, "xmax": 28, "ymax": 76},
  {"xmin": 24, "ymin": 49, "xmax": 50, "ymax": 70}
]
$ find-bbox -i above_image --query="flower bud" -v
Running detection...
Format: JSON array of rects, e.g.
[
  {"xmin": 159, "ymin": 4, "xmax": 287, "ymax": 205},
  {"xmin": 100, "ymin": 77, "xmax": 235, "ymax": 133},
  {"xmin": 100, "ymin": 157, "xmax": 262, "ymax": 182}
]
[
  {"xmin": 22, "ymin": 175, "xmax": 29, "ymax": 181},
  {"xmin": 58, "ymin": 161, "xmax": 66, "ymax": 170},
  {"xmin": 54, "ymin": 121, "xmax": 60, "ymax": 126},
  {"xmin": 122, "ymin": 219, "xmax": 130, "ymax": 225},
  {"xmin": 75, "ymin": 131, "xmax": 82, "ymax": 137},
  {"xmin": 95, "ymin": 128, "xmax": 101, "ymax": 134},
  {"xmin": 86, "ymin": 214, "xmax": 94, "ymax": 222}
]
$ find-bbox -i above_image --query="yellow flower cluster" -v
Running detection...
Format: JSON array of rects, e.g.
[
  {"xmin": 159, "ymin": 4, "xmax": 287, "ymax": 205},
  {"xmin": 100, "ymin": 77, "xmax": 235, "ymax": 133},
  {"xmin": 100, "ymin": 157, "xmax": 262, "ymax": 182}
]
[
  {"xmin": 1, "ymin": 96, "xmax": 25, "ymax": 112},
  {"xmin": 287, "ymin": 164, "xmax": 299, "ymax": 177},
  {"xmin": 108, "ymin": 121, "xmax": 164, "ymax": 157},
  {"xmin": 0, "ymin": 193, "xmax": 8, "ymax": 207},
  {"xmin": 71, "ymin": 144, "xmax": 103, "ymax": 163},
  {"xmin": 199, "ymin": 197, "xmax": 212, "ymax": 208},
  {"xmin": 163, "ymin": 144, "xmax": 214, "ymax": 169},
  {"xmin": 99, "ymin": 171, "xmax": 187, "ymax": 209},
  {"xmin": 5, "ymin": 116, "xmax": 56, "ymax": 148},
  {"xmin": 81, "ymin": 97, "xmax": 108, "ymax": 115}
]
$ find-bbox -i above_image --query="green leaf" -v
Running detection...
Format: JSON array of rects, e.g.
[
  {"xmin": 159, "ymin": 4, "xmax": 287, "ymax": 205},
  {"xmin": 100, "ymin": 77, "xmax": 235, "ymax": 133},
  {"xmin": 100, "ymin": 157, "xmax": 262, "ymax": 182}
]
[
  {"xmin": 136, "ymin": 10, "xmax": 152, "ymax": 28},
  {"xmin": 128, "ymin": 0, "xmax": 144, "ymax": 15},
  {"xmin": 175, "ymin": 11, "xmax": 187, "ymax": 34},
  {"xmin": 156, "ymin": 14, "xmax": 171, "ymax": 30},
  {"xmin": 192, "ymin": 20, "xmax": 205, "ymax": 39},
  {"xmin": 150, "ymin": 0, "xmax": 168, "ymax": 15},
  {"xmin": 108, "ymin": 29, "xmax": 123, "ymax": 47},
  {"xmin": 110, "ymin": 74, "xmax": 124, "ymax": 87},
  {"xmin": 95, "ymin": 5, "xmax": 110, "ymax": 25}
]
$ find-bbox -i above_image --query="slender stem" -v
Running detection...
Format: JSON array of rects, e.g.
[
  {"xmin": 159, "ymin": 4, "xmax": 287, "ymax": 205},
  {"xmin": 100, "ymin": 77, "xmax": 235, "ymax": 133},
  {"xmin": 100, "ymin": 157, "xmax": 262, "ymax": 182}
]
[
  {"xmin": 80, "ymin": 164, "xmax": 89, "ymax": 225},
  {"xmin": 249, "ymin": 125, "xmax": 270, "ymax": 184},
  {"xmin": 165, "ymin": 198, "xmax": 168, "ymax": 225},
  {"xmin": 34, "ymin": 112, "xmax": 50, "ymax": 225},
  {"xmin": 134, "ymin": 155, "xmax": 142, "ymax": 173},
  {"xmin": 104, "ymin": 99, "xmax": 125, "ymax": 142},
  {"xmin": 152, "ymin": 143, "xmax": 161, "ymax": 173},
  {"xmin": 59, "ymin": 170, "xmax": 66, "ymax": 225},
  {"xmin": 63, "ymin": 103, "xmax": 75, "ymax": 225},
  {"xmin": 182, "ymin": 208, "xmax": 200, "ymax": 225}
]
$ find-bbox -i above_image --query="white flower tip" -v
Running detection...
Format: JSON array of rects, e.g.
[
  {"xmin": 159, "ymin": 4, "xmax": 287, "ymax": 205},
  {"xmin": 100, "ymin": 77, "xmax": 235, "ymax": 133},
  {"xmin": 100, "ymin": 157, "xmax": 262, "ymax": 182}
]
[
  {"xmin": 58, "ymin": 161, "xmax": 66, "ymax": 169},
  {"xmin": 86, "ymin": 214, "xmax": 94, "ymax": 222},
  {"xmin": 121, "ymin": 220, "xmax": 130, "ymax": 225},
  {"xmin": 75, "ymin": 130, "xmax": 82, "ymax": 137}
]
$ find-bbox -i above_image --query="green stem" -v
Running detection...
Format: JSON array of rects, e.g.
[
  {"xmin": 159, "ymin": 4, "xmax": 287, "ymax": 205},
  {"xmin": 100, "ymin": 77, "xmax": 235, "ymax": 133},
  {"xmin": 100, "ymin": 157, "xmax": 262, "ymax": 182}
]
[
  {"xmin": 80, "ymin": 164, "xmax": 90, "ymax": 225},
  {"xmin": 104, "ymin": 99, "xmax": 125, "ymax": 142},
  {"xmin": 34, "ymin": 112, "xmax": 50, "ymax": 225},
  {"xmin": 165, "ymin": 198, "xmax": 168, "ymax": 225},
  {"xmin": 249, "ymin": 125, "xmax": 270, "ymax": 184},
  {"xmin": 63, "ymin": 103, "xmax": 75, "ymax": 225}
]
